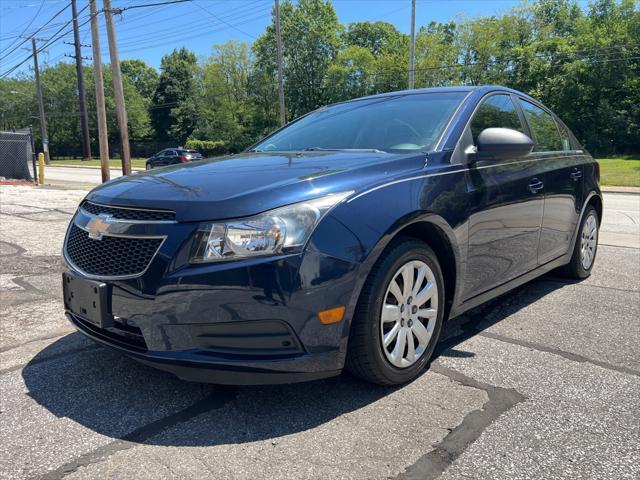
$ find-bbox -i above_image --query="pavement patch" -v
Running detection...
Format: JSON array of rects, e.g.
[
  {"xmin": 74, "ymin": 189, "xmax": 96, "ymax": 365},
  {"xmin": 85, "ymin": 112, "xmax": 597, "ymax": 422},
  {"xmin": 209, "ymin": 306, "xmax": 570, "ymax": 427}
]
[
  {"xmin": 395, "ymin": 364, "xmax": 525, "ymax": 480},
  {"xmin": 0, "ymin": 299, "xmax": 71, "ymax": 351},
  {"xmin": 0, "ymin": 346, "xmax": 214, "ymax": 480},
  {"xmin": 437, "ymin": 335, "xmax": 640, "ymax": 480},
  {"xmin": 39, "ymin": 387, "xmax": 238, "ymax": 480},
  {"xmin": 52, "ymin": 371, "xmax": 487, "ymax": 480}
]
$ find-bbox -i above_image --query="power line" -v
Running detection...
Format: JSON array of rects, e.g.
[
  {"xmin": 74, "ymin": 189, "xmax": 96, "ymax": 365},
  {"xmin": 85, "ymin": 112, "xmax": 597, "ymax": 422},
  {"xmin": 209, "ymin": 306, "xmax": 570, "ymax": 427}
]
[
  {"xmin": 0, "ymin": 1, "xmax": 71, "ymax": 62},
  {"xmin": 0, "ymin": 0, "xmax": 45, "ymax": 55},
  {"xmin": 107, "ymin": 3, "xmax": 267, "ymax": 51},
  {"xmin": 0, "ymin": 3, "xmax": 90, "ymax": 79},
  {"xmin": 110, "ymin": 0, "xmax": 193, "ymax": 13},
  {"xmin": 192, "ymin": 0, "xmax": 257, "ymax": 40}
]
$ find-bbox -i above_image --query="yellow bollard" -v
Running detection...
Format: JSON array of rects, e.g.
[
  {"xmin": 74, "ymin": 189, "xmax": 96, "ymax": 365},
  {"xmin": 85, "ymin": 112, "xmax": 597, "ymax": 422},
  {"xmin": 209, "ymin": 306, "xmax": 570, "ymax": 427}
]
[{"xmin": 38, "ymin": 153, "xmax": 44, "ymax": 185}]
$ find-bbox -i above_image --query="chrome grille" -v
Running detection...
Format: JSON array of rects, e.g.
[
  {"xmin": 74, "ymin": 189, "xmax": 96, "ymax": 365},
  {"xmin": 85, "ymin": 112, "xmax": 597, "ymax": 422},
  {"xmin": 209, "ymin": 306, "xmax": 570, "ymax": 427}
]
[
  {"xmin": 65, "ymin": 224, "xmax": 163, "ymax": 278},
  {"xmin": 80, "ymin": 201, "xmax": 175, "ymax": 222}
]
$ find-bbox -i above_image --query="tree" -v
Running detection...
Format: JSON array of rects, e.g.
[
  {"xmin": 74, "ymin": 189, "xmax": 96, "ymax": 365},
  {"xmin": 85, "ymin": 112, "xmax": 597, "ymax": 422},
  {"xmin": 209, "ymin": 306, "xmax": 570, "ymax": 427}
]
[
  {"xmin": 343, "ymin": 21, "xmax": 407, "ymax": 55},
  {"xmin": 193, "ymin": 41, "xmax": 256, "ymax": 152},
  {"xmin": 151, "ymin": 48, "xmax": 198, "ymax": 142},
  {"xmin": 254, "ymin": 0, "xmax": 343, "ymax": 119},
  {"xmin": 326, "ymin": 46, "xmax": 376, "ymax": 102},
  {"xmin": 121, "ymin": 59, "xmax": 159, "ymax": 99},
  {"xmin": 0, "ymin": 76, "xmax": 35, "ymax": 131}
]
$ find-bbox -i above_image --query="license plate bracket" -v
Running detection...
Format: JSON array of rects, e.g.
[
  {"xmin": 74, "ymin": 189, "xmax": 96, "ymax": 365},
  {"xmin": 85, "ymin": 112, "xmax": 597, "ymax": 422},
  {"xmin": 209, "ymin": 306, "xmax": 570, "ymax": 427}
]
[{"xmin": 63, "ymin": 272, "xmax": 114, "ymax": 328}]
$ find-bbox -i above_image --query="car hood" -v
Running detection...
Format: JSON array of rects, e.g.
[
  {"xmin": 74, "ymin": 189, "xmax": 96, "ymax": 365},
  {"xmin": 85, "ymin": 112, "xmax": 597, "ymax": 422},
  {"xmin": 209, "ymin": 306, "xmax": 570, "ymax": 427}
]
[{"xmin": 85, "ymin": 151, "xmax": 425, "ymax": 222}]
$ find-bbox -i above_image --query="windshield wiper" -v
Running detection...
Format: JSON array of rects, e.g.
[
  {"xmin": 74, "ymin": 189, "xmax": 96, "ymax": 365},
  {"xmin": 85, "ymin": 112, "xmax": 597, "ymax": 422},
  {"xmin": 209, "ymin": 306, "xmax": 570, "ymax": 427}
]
[{"xmin": 303, "ymin": 147, "xmax": 386, "ymax": 153}]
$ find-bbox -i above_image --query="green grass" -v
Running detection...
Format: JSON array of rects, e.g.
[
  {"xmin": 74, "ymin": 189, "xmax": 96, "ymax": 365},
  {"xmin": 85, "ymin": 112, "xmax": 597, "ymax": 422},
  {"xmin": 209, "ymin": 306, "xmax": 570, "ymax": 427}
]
[
  {"xmin": 597, "ymin": 157, "xmax": 640, "ymax": 187},
  {"xmin": 49, "ymin": 158, "xmax": 147, "ymax": 169}
]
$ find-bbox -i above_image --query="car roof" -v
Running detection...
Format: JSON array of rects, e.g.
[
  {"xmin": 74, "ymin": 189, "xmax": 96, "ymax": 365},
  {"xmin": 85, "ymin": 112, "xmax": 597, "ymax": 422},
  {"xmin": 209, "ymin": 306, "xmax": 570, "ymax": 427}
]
[{"xmin": 348, "ymin": 85, "xmax": 535, "ymax": 103}]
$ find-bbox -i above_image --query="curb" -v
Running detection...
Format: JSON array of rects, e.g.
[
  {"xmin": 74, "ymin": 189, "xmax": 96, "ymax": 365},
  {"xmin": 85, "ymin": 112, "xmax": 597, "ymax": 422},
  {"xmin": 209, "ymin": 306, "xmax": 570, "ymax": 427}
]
[
  {"xmin": 601, "ymin": 186, "xmax": 640, "ymax": 194},
  {"xmin": 49, "ymin": 164, "xmax": 144, "ymax": 172}
]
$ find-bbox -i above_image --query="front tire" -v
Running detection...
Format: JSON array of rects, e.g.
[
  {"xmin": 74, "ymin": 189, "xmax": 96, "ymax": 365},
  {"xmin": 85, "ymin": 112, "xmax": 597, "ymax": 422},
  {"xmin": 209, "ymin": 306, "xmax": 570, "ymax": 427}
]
[
  {"xmin": 558, "ymin": 206, "xmax": 599, "ymax": 279},
  {"xmin": 346, "ymin": 239, "xmax": 445, "ymax": 385}
]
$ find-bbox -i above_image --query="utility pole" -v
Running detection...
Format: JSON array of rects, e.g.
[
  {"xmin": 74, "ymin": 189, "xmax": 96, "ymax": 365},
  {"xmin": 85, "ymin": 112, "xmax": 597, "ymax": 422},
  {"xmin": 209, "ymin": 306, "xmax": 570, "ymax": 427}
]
[
  {"xmin": 274, "ymin": 0, "xmax": 286, "ymax": 127},
  {"xmin": 408, "ymin": 0, "xmax": 416, "ymax": 89},
  {"xmin": 71, "ymin": 0, "xmax": 91, "ymax": 160},
  {"xmin": 90, "ymin": 0, "xmax": 109, "ymax": 182},
  {"xmin": 103, "ymin": 0, "xmax": 131, "ymax": 175},
  {"xmin": 31, "ymin": 38, "xmax": 50, "ymax": 165}
]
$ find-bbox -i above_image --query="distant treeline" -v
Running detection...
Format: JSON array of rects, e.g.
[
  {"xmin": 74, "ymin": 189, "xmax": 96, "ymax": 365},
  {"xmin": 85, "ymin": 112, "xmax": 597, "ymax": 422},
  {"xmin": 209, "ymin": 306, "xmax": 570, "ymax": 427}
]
[{"xmin": 0, "ymin": 0, "xmax": 638, "ymax": 157}]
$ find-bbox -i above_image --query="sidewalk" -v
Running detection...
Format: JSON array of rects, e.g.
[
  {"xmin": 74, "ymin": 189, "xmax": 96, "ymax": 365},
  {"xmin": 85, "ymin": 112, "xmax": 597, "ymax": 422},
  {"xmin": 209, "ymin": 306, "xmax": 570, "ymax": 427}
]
[{"xmin": 601, "ymin": 186, "xmax": 640, "ymax": 194}]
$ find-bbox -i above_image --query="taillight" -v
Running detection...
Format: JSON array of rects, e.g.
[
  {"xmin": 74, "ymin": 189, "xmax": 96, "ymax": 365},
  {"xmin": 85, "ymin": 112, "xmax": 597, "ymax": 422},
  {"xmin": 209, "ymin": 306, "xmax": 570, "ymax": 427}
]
[{"xmin": 179, "ymin": 155, "xmax": 187, "ymax": 163}]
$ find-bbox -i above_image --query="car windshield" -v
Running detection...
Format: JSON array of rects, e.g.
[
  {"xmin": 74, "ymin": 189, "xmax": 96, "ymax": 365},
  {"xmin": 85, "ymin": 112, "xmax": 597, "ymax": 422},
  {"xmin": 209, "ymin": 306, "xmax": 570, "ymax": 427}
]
[{"xmin": 252, "ymin": 92, "xmax": 466, "ymax": 153}]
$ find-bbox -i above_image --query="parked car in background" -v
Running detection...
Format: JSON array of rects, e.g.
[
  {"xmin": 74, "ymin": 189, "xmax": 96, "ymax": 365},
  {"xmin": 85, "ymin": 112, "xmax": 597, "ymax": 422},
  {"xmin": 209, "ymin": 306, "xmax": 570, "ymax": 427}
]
[
  {"xmin": 145, "ymin": 148, "xmax": 202, "ymax": 169},
  {"xmin": 62, "ymin": 86, "xmax": 601, "ymax": 386}
]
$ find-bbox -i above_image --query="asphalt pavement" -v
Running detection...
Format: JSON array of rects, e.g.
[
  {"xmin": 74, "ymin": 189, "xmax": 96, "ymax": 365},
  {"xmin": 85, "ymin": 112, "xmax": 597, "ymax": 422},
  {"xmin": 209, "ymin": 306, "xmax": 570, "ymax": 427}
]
[
  {"xmin": 43, "ymin": 166, "xmax": 127, "ymax": 186},
  {"xmin": 0, "ymin": 186, "xmax": 638, "ymax": 480}
]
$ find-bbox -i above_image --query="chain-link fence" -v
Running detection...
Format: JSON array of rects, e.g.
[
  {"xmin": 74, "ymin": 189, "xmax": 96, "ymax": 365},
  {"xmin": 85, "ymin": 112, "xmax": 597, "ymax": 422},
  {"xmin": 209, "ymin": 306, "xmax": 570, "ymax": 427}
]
[{"xmin": 0, "ymin": 128, "xmax": 35, "ymax": 181}]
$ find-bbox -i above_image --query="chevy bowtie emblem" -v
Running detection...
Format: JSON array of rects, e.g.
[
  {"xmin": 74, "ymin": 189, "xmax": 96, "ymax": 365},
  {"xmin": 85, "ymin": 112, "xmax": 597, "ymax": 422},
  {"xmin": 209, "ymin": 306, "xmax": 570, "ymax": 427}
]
[{"xmin": 86, "ymin": 214, "xmax": 114, "ymax": 240}]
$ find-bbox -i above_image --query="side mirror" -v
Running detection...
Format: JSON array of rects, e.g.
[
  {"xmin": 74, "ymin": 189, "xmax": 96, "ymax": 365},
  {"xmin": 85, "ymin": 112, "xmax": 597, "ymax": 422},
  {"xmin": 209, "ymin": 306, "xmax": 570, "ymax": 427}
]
[{"xmin": 473, "ymin": 128, "xmax": 534, "ymax": 162}]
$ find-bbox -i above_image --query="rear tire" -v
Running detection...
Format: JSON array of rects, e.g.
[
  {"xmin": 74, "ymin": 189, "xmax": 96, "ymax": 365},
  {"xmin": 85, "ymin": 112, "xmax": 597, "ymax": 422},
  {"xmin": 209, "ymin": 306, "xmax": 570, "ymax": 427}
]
[
  {"xmin": 145, "ymin": 163, "xmax": 151, "ymax": 170},
  {"xmin": 557, "ymin": 206, "xmax": 599, "ymax": 279},
  {"xmin": 346, "ymin": 239, "xmax": 445, "ymax": 385}
]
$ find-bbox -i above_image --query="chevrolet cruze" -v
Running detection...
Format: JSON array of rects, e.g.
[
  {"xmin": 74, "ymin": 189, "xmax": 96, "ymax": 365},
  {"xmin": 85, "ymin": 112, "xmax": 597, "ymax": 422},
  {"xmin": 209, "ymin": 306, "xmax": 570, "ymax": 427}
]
[{"xmin": 62, "ymin": 86, "xmax": 602, "ymax": 385}]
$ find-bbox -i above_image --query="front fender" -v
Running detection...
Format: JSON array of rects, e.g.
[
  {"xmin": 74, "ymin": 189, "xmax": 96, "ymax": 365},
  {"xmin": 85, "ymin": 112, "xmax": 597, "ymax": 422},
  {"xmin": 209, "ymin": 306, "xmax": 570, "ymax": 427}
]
[{"xmin": 308, "ymin": 168, "xmax": 470, "ymax": 344}]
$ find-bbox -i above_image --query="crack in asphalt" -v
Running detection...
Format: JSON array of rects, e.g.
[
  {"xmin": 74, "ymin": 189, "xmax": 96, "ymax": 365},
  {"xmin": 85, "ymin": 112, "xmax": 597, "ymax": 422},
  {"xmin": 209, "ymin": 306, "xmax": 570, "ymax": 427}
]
[
  {"xmin": 394, "ymin": 364, "xmax": 526, "ymax": 480},
  {"xmin": 0, "ymin": 239, "xmax": 26, "ymax": 256},
  {"xmin": 36, "ymin": 387, "xmax": 238, "ymax": 480},
  {"xmin": 439, "ymin": 314, "xmax": 640, "ymax": 379},
  {"xmin": 0, "ymin": 344, "xmax": 101, "ymax": 375},
  {"xmin": 599, "ymin": 242, "xmax": 640, "ymax": 250},
  {"xmin": 478, "ymin": 330, "xmax": 640, "ymax": 377},
  {"xmin": 0, "ymin": 331, "xmax": 72, "ymax": 354},
  {"xmin": 542, "ymin": 276, "xmax": 639, "ymax": 294},
  {"xmin": 0, "ymin": 211, "xmax": 71, "ymax": 222}
]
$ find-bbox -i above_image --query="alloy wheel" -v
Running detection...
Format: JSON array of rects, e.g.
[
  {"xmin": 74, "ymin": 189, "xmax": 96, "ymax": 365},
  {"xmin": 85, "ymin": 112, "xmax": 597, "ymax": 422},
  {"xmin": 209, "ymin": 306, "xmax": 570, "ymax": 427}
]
[
  {"xmin": 580, "ymin": 213, "xmax": 598, "ymax": 270},
  {"xmin": 380, "ymin": 260, "xmax": 438, "ymax": 368}
]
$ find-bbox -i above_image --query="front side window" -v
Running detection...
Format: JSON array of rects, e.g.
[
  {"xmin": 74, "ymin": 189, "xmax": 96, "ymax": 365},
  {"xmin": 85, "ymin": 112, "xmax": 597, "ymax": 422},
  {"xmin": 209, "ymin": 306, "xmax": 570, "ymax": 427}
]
[
  {"xmin": 518, "ymin": 100, "xmax": 563, "ymax": 152},
  {"xmin": 470, "ymin": 94, "xmax": 525, "ymax": 144},
  {"xmin": 252, "ymin": 92, "xmax": 467, "ymax": 153},
  {"xmin": 557, "ymin": 121, "xmax": 571, "ymax": 151}
]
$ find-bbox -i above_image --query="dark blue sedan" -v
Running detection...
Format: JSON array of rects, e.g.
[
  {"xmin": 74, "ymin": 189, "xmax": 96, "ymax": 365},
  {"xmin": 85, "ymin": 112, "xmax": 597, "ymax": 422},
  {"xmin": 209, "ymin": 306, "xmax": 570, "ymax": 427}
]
[{"xmin": 62, "ymin": 86, "xmax": 602, "ymax": 385}]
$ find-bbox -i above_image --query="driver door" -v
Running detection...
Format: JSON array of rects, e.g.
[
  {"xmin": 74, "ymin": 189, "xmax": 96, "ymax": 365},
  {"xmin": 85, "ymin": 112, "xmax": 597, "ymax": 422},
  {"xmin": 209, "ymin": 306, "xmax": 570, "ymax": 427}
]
[{"xmin": 461, "ymin": 94, "xmax": 546, "ymax": 300}]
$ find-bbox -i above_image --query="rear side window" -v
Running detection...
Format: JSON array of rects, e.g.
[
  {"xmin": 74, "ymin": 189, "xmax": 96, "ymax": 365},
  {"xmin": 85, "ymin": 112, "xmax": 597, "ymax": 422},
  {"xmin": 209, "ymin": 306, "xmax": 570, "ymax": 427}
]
[
  {"xmin": 518, "ymin": 100, "xmax": 563, "ymax": 152},
  {"xmin": 470, "ymin": 94, "xmax": 525, "ymax": 144}
]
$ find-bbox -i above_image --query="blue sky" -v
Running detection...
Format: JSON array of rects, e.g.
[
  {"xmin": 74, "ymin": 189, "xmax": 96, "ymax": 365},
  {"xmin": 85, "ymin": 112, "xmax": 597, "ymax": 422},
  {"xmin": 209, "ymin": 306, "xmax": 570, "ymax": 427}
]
[{"xmin": 0, "ymin": 0, "xmax": 591, "ymax": 76}]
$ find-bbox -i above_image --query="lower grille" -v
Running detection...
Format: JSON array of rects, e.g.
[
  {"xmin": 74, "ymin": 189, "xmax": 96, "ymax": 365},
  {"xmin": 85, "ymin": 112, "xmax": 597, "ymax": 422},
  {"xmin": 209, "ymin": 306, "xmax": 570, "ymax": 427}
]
[
  {"xmin": 65, "ymin": 223, "xmax": 163, "ymax": 277},
  {"xmin": 70, "ymin": 313, "xmax": 148, "ymax": 352}
]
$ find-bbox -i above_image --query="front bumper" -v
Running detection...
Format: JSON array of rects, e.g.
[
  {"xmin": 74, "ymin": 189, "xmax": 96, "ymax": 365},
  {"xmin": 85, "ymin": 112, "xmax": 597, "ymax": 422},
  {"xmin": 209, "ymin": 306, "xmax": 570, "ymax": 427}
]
[
  {"xmin": 63, "ymin": 250, "xmax": 359, "ymax": 385},
  {"xmin": 67, "ymin": 312, "xmax": 341, "ymax": 384},
  {"xmin": 62, "ymin": 205, "xmax": 364, "ymax": 384}
]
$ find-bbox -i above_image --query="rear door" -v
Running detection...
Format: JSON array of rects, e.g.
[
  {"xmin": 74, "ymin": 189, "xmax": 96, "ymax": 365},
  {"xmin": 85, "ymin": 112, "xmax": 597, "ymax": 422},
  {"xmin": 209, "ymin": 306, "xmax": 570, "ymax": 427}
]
[
  {"xmin": 517, "ymin": 99, "xmax": 584, "ymax": 264},
  {"xmin": 159, "ymin": 149, "xmax": 175, "ymax": 166},
  {"xmin": 462, "ymin": 93, "xmax": 546, "ymax": 300}
]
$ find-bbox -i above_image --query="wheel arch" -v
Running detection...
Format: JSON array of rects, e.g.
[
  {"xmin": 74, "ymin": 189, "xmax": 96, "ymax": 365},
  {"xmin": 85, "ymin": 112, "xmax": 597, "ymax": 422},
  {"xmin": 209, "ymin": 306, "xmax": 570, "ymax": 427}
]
[
  {"xmin": 587, "ymin": 192, "xmax": 603, "ymax": 223},
  {"xmin": 346, "ymin": 212, "xmax": 462, "ymax": 330}
]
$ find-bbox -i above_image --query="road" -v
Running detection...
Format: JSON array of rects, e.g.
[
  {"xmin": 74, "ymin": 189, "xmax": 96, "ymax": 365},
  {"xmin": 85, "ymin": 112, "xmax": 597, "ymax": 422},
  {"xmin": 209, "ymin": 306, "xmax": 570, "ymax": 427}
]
[
  {"xmin": 44, "ymin": 166, "xmax": 129, "ymax": 185},
  {"xmin": 0, "ymin": 187, "xmax": 638, "ymax": 480}
]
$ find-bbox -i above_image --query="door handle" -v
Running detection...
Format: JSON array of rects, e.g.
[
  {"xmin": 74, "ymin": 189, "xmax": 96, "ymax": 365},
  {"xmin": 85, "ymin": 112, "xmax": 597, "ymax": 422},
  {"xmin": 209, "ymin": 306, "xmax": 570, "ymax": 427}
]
[
  {"xmin": 570, "ymin": 169, "xmax": 583, "ymax": 181},
  {"xmin": 528, "ymin": 178, "xmax": 544, "ymax": 194}
]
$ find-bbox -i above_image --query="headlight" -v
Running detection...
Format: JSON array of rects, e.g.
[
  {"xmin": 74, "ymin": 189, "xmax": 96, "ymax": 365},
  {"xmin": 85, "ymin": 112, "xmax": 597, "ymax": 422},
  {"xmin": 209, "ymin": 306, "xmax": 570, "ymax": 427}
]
[{"xmin": 190, "ymin": 192, "xmax": 352, "ymax": 263}]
